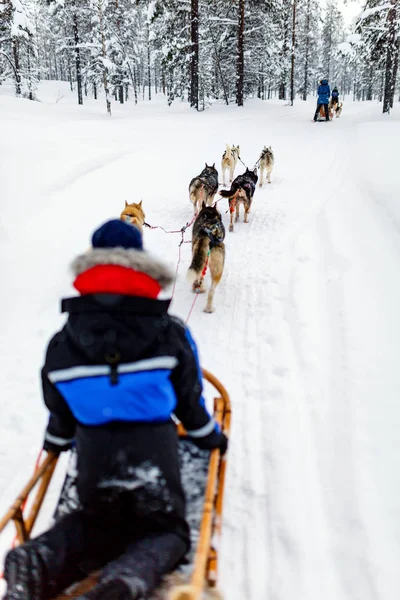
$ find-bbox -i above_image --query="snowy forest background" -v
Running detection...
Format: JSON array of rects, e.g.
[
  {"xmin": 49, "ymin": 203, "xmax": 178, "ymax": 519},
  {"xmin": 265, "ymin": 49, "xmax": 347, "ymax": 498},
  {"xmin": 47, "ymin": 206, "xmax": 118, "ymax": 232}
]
[{"xmin": 0, "ymin": 0, "xmax": 399, "ymax": 115}]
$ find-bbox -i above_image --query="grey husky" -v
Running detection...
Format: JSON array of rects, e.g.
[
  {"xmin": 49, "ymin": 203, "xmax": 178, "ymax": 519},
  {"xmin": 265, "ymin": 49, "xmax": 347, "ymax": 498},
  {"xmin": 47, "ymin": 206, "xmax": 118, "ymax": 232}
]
[
  {"xmin": 258, "ymin": 146, "xmax": 274, "ymax": 186},
  {"xmin": 189, "ymin": 164, "xmax": 219, "ymax": 217}
]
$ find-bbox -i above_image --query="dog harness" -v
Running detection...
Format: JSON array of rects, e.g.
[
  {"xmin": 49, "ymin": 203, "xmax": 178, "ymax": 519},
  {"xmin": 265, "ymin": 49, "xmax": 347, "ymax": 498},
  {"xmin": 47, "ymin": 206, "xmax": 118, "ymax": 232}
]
[{"xmin": 200, "ymin": 225, "xmax": 223, "ymax": 249}]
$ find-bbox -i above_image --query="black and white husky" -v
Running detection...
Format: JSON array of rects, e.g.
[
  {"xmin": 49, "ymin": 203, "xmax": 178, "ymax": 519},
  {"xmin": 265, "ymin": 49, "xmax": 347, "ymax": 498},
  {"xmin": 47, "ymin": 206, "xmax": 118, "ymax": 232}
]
[
  {"xmin": 187, "ymin": 203, "xmax": 225, "ymax": 313},
  {"xmin": 258, "ymin": 146, "xmax": 274, "ymax": 186},
  {"xmin": 219, "ymin": 168, "xmax": 258, "ymax": 232}
]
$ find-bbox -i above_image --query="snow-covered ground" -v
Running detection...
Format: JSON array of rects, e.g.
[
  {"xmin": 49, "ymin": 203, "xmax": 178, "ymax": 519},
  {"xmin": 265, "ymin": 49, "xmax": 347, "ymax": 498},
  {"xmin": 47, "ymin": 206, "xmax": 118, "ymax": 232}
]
[{"xmin": 1, "ymin": 82, "xmax": 399, "ymax": 600}]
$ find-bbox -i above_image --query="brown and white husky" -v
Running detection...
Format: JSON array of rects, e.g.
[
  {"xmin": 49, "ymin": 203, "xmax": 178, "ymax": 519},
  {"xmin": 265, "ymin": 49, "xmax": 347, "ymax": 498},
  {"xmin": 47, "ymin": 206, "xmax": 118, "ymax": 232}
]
[{"xmin": 120, "ymin": 200, "xmax": 146, "ymax": 232}]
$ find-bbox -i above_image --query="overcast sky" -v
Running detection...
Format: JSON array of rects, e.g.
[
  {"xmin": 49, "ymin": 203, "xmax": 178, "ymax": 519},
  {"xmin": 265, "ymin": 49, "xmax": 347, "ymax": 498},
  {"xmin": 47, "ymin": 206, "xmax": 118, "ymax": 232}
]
[{"xmin": 318, "ymin": 0, "xmax": 364, "ymax": 27}]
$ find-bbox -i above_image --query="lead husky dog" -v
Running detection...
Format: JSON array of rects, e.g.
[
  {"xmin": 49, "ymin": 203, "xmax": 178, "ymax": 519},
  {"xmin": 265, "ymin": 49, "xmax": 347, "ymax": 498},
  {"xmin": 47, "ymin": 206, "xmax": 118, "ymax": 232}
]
[
  {"xmin": 187, "ymin": 203, "xmax": 225, "ymax": 313},
  {"xmin": 221, "ymin": 144, "xmax": 240, "ymax": 186},
  {"xmin": 189, "ymin": 164, "xmax": 219, "ymax": 217},
  {"xmin": 258, "ymin": 146, "xmax": 274, "ymax": 186},
  {"xmin": 120, "ymin": 200, "xmax": 146, "ymax": 232},
  {"xmin": 219, "ymin": 168, "xmax": 258, "ymax": 232}
]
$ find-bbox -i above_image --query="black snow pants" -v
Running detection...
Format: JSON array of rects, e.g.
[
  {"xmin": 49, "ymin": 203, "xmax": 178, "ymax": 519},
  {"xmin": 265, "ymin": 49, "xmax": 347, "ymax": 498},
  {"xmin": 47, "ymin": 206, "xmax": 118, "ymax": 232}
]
[
  {"xmin": 3, "ymin": 422, "xmax": 190, "ymax": 599},
  {"xmin": 4, "ymin": 511, "xmax": 187, "ymax": 599},
  {"xmin": 314, "ymin": 103, "xmax": 329, "ymax": 121}
]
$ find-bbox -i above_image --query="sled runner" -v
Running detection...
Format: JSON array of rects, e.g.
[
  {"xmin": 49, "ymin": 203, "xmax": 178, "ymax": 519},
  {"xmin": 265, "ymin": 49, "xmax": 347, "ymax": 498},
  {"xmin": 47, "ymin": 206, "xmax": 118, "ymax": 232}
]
[{"xmin": 0, "ymin": 369, "xmax": 231, "ymax": 600}]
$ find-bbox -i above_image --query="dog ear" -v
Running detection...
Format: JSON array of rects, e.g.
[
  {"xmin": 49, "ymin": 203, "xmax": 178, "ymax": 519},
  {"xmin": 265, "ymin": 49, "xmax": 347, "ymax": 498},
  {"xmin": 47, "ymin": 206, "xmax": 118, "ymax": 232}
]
[
  {"xmin": 212, "ymin": 163, "xmax": 215, "ymax": 168},
  {"xmin": 205, "ymin": 163, "xmax": 208, "ymax": 168},
  {"xmin": 125, "ymin": 201, "xmax": 128, "ymax": 207},
  {"xmin": 138, "ymin": 200, "xmax": 142, "ymax": 207}
]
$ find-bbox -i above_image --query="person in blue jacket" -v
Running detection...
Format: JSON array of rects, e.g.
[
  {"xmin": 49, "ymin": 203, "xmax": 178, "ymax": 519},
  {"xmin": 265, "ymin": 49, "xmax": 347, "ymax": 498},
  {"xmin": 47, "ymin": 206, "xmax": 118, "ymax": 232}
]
[
  {"xmin": 331, "ymin": 86, "xmax": 339, "ymax": 106},
  {"xmin": 313, "ymin": 78, "xmax": 331, "ymax": 121},
  {"xmin": 2, "ymin": 220, "xmax": 228, "ymax": 600}
]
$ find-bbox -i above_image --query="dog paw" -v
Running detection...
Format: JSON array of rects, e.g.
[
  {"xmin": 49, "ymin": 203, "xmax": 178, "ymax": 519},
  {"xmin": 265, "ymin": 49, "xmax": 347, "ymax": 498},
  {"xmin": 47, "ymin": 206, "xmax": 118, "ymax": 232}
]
[
  {"xmin": 259, "ymin": 183, "xmax": 263, "ymax": 188},
  {"xmin": 229, "ymin": 225, "xmax": 234, "ymax": 232},
  {"xmin": 204, "ymin": 306, "xmax": 214, "ymax": 313}
]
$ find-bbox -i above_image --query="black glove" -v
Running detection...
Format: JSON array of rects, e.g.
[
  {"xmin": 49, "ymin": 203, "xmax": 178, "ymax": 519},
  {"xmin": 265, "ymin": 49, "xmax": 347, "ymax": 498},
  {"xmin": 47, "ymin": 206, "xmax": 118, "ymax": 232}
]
[
  {"xmin": 43, "ymin": 436, "xmax": 73, "ymax": 455},
  {"xmin": 192, "ymin": 429, "xmax": 228, "ymax": 455}
]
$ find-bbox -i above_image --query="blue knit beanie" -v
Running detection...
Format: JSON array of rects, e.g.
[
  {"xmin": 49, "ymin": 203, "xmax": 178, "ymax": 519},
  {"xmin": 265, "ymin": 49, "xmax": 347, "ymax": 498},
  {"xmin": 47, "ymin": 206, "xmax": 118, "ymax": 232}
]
[{"xmin": 91, "ymin": 219, "xmax": 143, "ymax": 250}]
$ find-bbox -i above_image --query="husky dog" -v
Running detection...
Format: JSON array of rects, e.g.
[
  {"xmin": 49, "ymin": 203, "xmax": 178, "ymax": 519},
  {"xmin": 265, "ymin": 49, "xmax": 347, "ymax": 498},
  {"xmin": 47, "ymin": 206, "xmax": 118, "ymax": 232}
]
[
  {"xmin": 333, "ymin": 101, "xmax": 343, "ymax": 118},
  {"xmin": 258, "ymin": 146, "xmax": 274, "ymax": 186},
  {"xmin": 189, "ymin": 164, "xmax": 219, "ymax": 217},
  {"xmin": 187, "ymin": 203, "xmax": 225, "ymax": 313},
  {"xmin": 120, "ymin": 200, "xmax": 146, "ymax": 232},
  {"xmin": 219, "ymin": 168, "xmax": 258, "ymax": 232},
  {"xmin": 221, "ymin": 144, "xmax": 240, "ymax": 186}
]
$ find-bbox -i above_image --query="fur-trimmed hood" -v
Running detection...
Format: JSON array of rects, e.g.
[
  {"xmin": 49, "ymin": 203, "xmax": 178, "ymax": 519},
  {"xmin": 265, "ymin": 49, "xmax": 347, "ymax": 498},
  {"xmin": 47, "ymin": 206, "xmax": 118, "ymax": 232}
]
[{"xmin": 71, "ymin": 248, "xmax": 174, "ymax": 289}]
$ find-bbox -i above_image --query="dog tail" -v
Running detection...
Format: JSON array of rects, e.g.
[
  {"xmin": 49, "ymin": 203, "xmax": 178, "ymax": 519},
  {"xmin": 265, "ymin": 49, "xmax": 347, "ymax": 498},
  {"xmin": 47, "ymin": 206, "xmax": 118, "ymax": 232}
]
[
  {"xmin": 219, "ymin": 186, "xmax": 235, "ymax": 197},
  {"xmin": 187, "ymin": 236, "xmax": 210, "ymax": 284}
]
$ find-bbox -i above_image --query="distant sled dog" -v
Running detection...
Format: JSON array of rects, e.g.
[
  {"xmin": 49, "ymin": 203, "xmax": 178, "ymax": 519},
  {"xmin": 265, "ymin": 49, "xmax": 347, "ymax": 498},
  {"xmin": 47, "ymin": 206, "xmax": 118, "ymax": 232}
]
[
  {"xmin": 258, "ymin": 146, "xmax": 274, "ymax": 186},
  {"xmin": 333, "ymin": 101, "xmax": 343, "ymax": 118},
  {"xmin": 189, "ymin": 164, "xmax": 219, "ymax": 217},
  {"xmin": 187, "ymin": 203, "xmax": 225, "ymax": 313},
  {"xmin": 120, "ymin": 200, "xmax": 146, "ymax": 232},
  {"xmin": 221, "ymin": 144, "xmax": 240, "ymax": 186},
  {"xmin": 219, "ymin": 168, "xmax": 258, "ymax": 232}
]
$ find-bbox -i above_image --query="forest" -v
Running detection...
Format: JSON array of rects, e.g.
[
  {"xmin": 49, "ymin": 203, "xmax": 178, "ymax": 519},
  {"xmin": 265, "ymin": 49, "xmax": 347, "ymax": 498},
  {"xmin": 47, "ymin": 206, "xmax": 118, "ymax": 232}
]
[{"xmin": 1, "ymin": 0, "xmax": 399, "ymax": 114}]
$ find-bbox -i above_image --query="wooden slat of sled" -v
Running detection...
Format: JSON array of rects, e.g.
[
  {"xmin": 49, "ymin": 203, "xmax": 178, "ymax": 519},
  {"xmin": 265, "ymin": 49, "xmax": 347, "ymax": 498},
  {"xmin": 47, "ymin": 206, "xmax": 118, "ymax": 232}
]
[{"xmin": 0, "ymin": 452, "xmax": 58, "ymax": 545}]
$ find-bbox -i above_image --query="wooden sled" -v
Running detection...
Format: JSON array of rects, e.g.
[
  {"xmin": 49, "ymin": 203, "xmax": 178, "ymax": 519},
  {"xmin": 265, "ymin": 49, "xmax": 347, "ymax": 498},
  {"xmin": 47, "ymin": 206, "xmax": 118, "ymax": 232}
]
[
  {"xmin": 0, "ymin": 368, "xmax": 231, "ymax": 600},
  {"xmin": 316, "ymin": 104, "xmax": 333, "ymax": 121}
]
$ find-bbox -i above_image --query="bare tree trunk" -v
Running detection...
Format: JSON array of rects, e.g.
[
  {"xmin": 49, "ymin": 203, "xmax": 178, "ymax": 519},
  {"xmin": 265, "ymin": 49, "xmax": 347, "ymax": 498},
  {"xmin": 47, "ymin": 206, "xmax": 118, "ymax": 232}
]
[
  {"xmin": 146, "ymin": 22, "xmax": 152, "ymax": 101},
  {"xmin": 190, "ymin": 0, "xmax": 199, "ymax": 109},
  {"xmin": 366, "ymin": 63, "xmax": 373, "ymax": 101},
  {"xmin": 390, "ymin": 37, "xmax": 399, "ymax": 108},
  {"xmin": 12, "ymin": 39, "xmax": 21, "ymax": 96},
  {"xmin": 279, "ymin": 0, "xmax": 290, "ymax": 100},
  {"xmin": 290, "ymin": 0, "xmax": 296, "ymax": 106},
  {"xmin": 27, "ymin": 38, "xmax": 34, "ymax": 100},
  {"xmin": 302, "ymin": 0, "xmax": 310, "ymax": 100},
  {"xmin": 97, "ymin": 0, "xmax": 111, "ymax": 115},
  {"xmin": 162, "ymin": 67, "xmax": 166, "ymax": 95},
  {"xmin": 72, "ymin": 12, "xmax": 83, "ymax": 105},
  {"xmin": 383, "ymin": 0, "xmax": 397, "ymax": 113},
  {"xmin": 236, "ymin": 0, "xmax": 245, "ymax": 106}
]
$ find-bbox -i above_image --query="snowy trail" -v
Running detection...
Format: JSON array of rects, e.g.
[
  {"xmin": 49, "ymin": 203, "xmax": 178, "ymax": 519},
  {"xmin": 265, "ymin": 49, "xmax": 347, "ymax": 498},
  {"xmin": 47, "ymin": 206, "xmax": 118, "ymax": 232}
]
[{"xmin": 1, "ymin": 85, "xmax": 400, "ymax": 600}]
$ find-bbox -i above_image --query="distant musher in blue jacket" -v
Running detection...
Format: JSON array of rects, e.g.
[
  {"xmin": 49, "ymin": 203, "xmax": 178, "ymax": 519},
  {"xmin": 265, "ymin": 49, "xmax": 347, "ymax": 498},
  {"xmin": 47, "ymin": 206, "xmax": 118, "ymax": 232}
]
[
  {"xmin": 313, "ymin": 78, "xmax": 331, "ymax": 122},
  {"xmin": 331, "ymin": 86, "xmax": 339, "ymax": 106}
]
